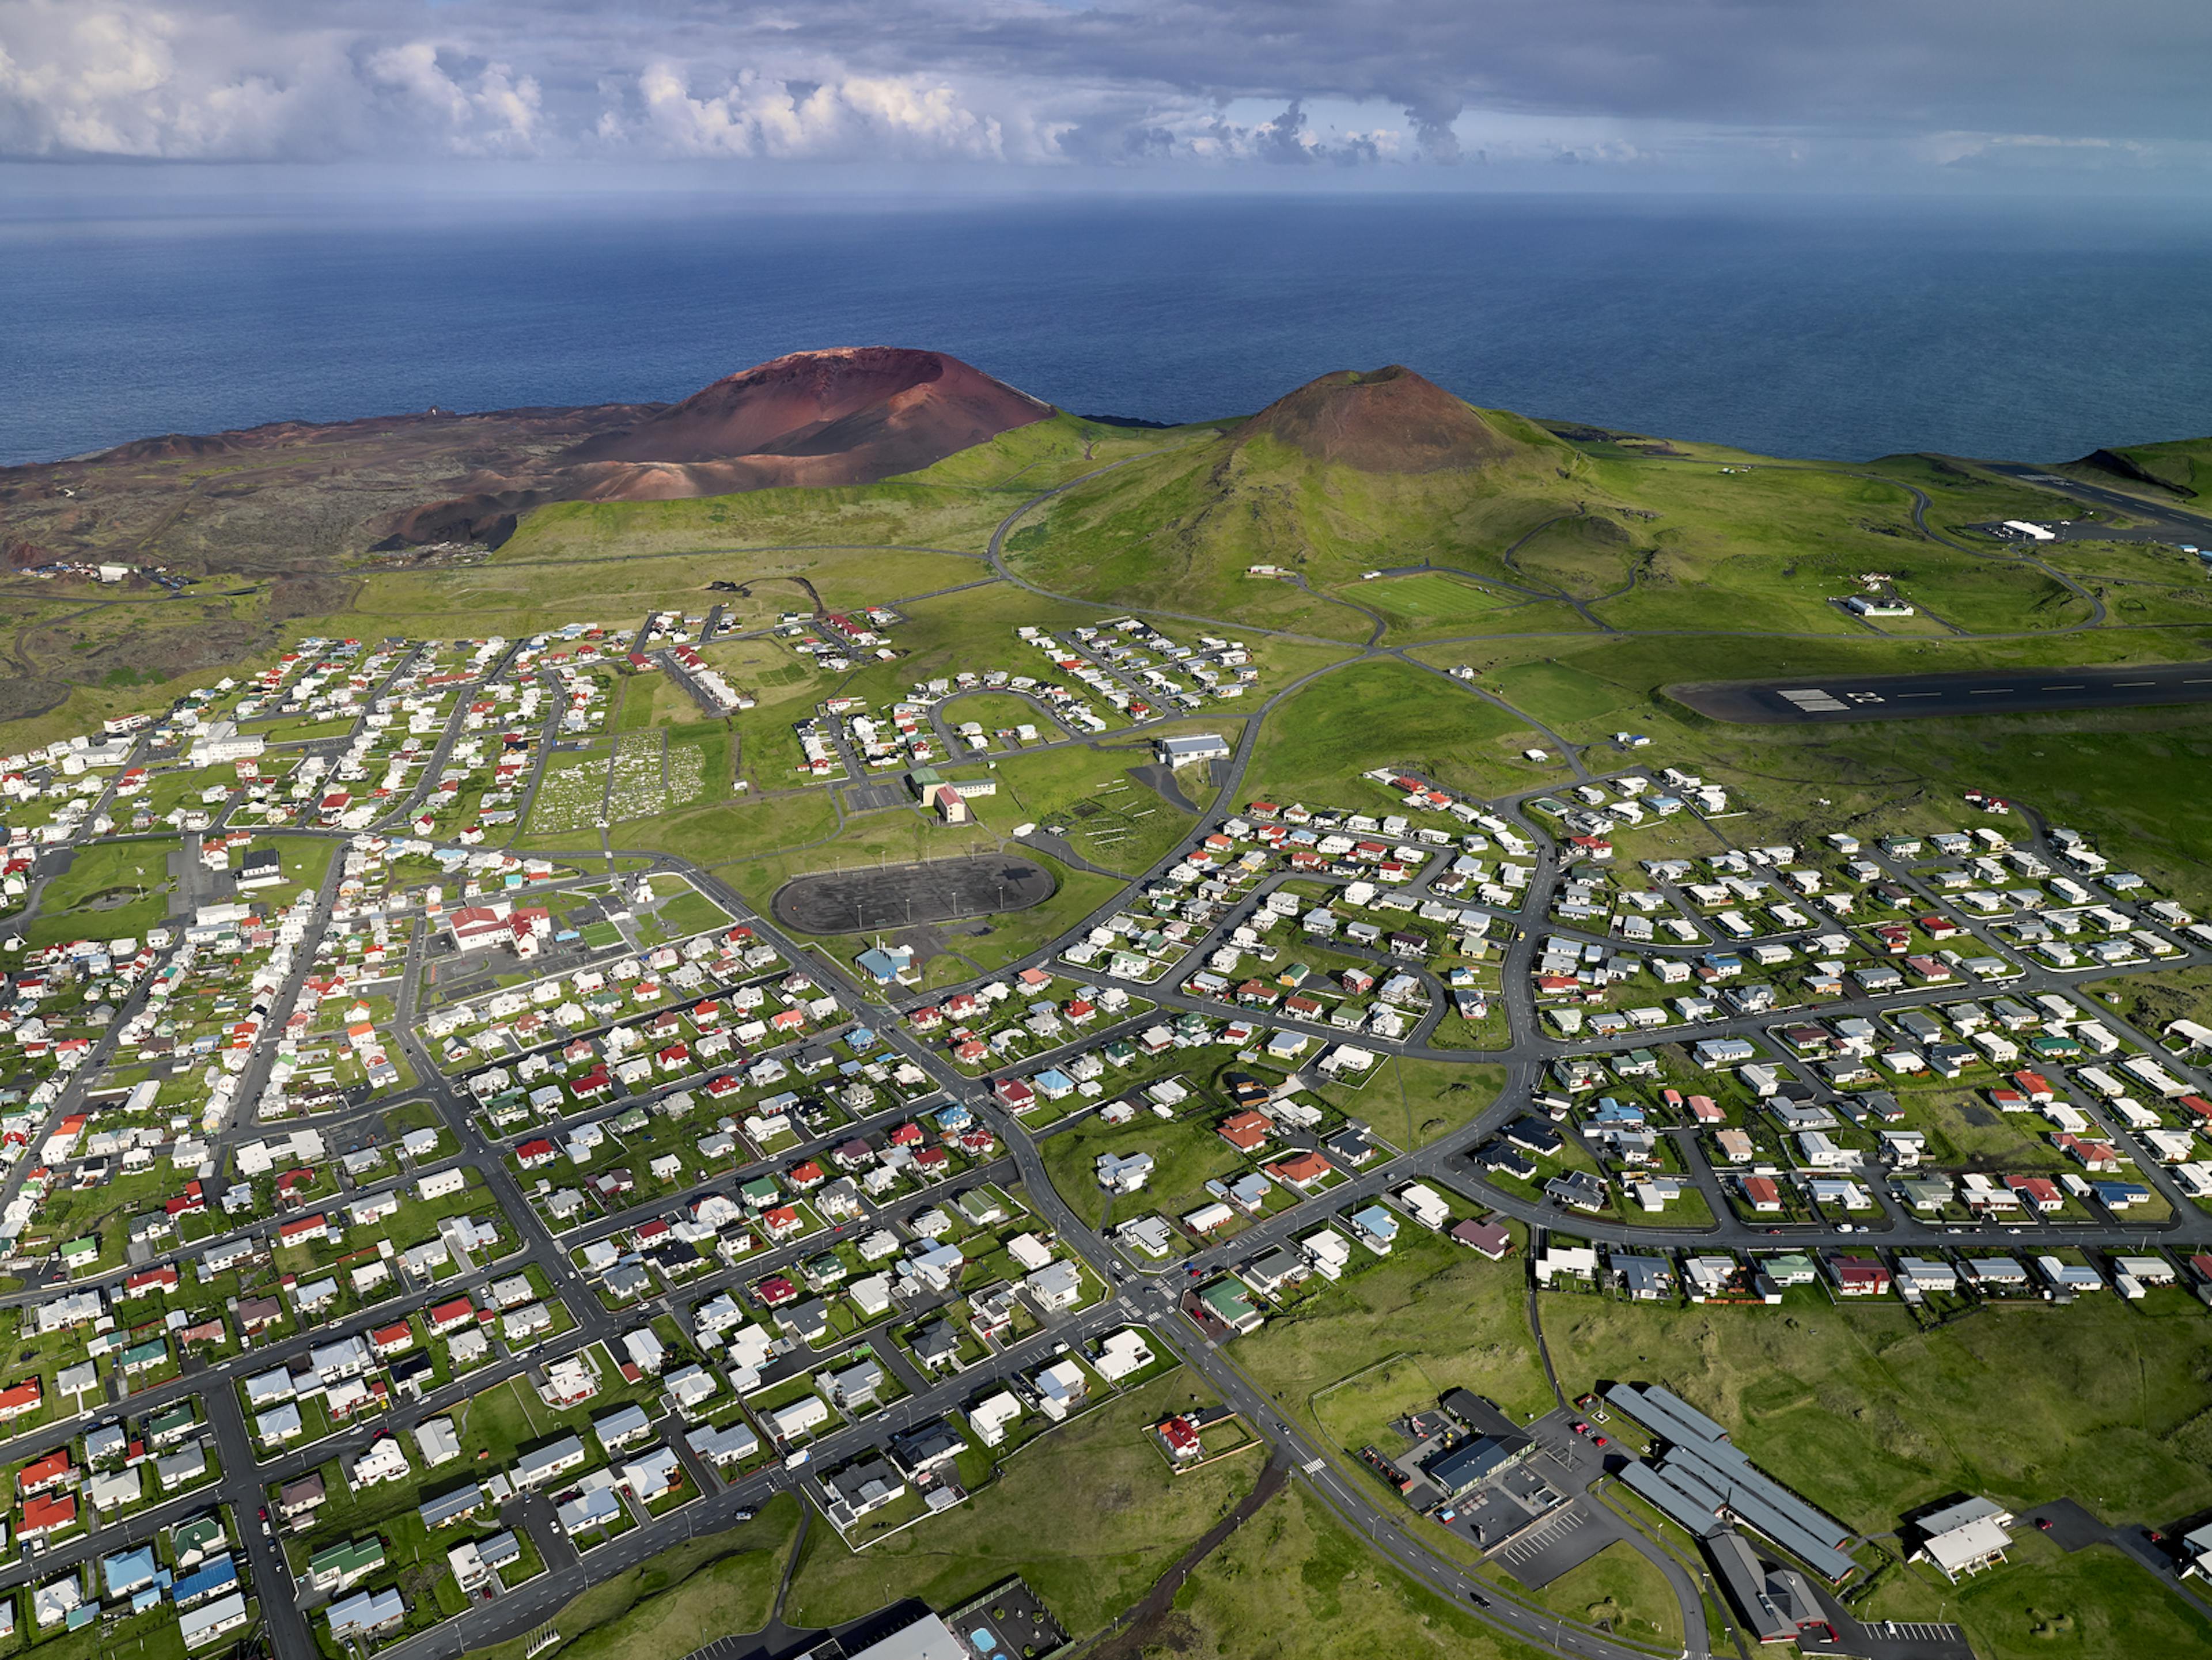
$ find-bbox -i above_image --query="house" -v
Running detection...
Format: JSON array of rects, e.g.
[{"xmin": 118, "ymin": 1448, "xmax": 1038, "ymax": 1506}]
[
  {"xmin": 1536, "ymin": 1242, "xmax": 1598, "ymax": 1284},
  {"xmin": 1027, "ymin": 1259, "xmax": 1085, "ymax": 1311},
  {"xmin": 1033, "ymin": 1358, "xmax": 1089, "ymax": 1420},
  {"xmin": 824, "ymin": 1456, "xmax": 907, "ymax": 1522},
  {"xmin": 347, "ymin": 1435, "xmax": 412, "ymax": 1490},
  {"xmin": 593, "ymin": 1404, "xmax": 654, "ymax": 1451},
  {"xmin": 1912, "ymin": 1496, "xmax": 2015, "ymax": 1582},
  {"xmin": 1267, "ymin": 1150, "xmax": 1333, "ymax": 1190},
  {"xmin": 768, "ymin": 1393, "xmax": 830, "ymax": 1442},
  {"xmin": 277, "ymin": 1472, "xmax": 327, "ymax": 1522},
  {"xmin": 1197, "ymin": 1278, "xmax": 1264, "ymax": 1333},
  {"xmin": 18, "ymin": 1492, "xmax": 75, "ymax": 1540},
  {"xmin": 513, "ymin": 1434, "xmax": 588, "ymax": 1490},
  {"xmin": 1449, "ymin": 1217, "xmax": 1512, "ymax": 1259},
  {"xmin": 967, "ymin": 1390, "xmax": 1023, "ymax": 1447},
  {"xmin": 419, "ymin": 1483, "xmax": 485, "ymax": 1531},
  {"xmin": 415, "ymin": 1418, "xmax": 464, "ymax": 1466},
  {"xmin": 1740, "ymin": 1174, "xmax": 1783, "ymax": 1213},
  {"xmin": 181, "ymin": 1593, "xmax": 252, "ymax": 1649},
  {"xmin": 1093, "ymin": 1328, "xmax": 1154, "ymax": 1382},
  {"xmin": 687, "ymin": 1420, "xmax": 762, "ymax": 1469},
  {"xmin": 1827, "ymin": 1255, "xmax": 1891, "ymax": 1297},
  {"xmin": 326, "ymin": 1587, "xmax": 407, "ymax": 1644}
]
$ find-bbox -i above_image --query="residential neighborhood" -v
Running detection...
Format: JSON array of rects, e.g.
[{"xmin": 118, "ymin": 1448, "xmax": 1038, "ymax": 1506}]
[{"xmin": 0, "ymin": 608, "xmax": 2205, "ymax": 1660}]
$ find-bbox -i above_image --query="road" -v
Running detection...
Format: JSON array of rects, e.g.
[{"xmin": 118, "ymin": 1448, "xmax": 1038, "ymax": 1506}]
[
  {"xmin": 10, "ymin": 452, "xmax": 2212, "ymax": 1660},
  {"xmin": 1672, "ymin": 661, "xmax": 2212, "ymax": 724},
  {"xmin": 1984, "ymin": 464, "xmax": 2212, "ymax": 541}
]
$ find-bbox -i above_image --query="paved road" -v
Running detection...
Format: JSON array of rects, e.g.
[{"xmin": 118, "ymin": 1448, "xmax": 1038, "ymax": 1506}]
[
  {"xmin": 1985, "ymin": 463, "xmax": 2212, "ymax": 539},
  {"xmin": 14, "ymin": 456, "xmax": 2212, "ymax": 1660},
  {"xmin": 1672, "ymin": 661, "xmax": 2212, "ymax": 724}
]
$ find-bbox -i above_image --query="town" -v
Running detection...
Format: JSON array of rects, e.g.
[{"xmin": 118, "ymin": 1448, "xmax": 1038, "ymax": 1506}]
[{"xmin": 0, "ymin": 590, "xmax": 2207, "ymax": 1660}]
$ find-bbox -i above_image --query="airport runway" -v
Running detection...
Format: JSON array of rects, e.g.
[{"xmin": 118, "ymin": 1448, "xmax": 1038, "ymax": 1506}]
[
  {"xmin": 1984, "ymin": 463, "xmax": 2212, "ymax": 540},
  {"xmin": 1670, "ymin": 661, "xmax": 2212, "ymax": 723}
]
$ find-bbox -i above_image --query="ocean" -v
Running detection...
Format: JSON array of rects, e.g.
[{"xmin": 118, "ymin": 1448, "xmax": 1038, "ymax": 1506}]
[{"xmin": 5, "ymin": 190, "xmax": 2211, "ymax": 469}]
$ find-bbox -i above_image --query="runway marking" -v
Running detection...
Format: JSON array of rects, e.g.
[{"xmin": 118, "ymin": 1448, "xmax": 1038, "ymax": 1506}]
[
  {"xmin": 2041, "ymin": 684, "xmax": 2083, "ymax": 690},
  {"xmin": 2116, "ymin": 680, "xmax": 2155, "ymax": 687},
  {"xmin": 1968, "ymin": 688, "xmax": 2010, "ymax": 695},
  {"xmin": 1896, "ymin": 692, "xmax": 1938, "ymax": 699}
]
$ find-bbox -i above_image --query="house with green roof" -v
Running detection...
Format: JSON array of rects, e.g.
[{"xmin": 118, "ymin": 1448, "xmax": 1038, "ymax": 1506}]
[{"xmin": 1197, "ymin": 1279, "xmax": 1264, "ymax": 1335}]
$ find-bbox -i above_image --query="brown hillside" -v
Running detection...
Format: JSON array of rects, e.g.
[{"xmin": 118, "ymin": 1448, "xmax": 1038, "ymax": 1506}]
[
  {"xmin": 1232, "ymin": 365, "xmax": 1525, "ymax": 473},
  {"xmin": 566, "ymin": 347, "xmax": 1052, "ymax": 490}
]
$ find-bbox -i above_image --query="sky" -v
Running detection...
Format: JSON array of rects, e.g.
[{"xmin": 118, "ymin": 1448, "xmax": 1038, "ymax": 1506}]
[{"xmin": 1, "ymin": 0, "xmax": 2209, "ymax": 193}]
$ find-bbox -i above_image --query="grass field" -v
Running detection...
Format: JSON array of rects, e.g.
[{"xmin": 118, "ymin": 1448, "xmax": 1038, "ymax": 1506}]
[
  {"xmin": 1038, "ymin": 1109, "xmax": 1249, "ymax": 1232},
  {"xmin": 326, "ymin": 545, "xmax": 988, "ymax": 644},
  {"xmin": 1521, "ymin": 1540, "xmax": 1683, "ymax": 1650},
  {"xmin": 1485, "ymin": 660, "xmax": 1638, "ymax": 727},
  {"xmin": 986, "ymin": 742, "xmax": 1207, "ymax": 875},
  {"xmin": 1863, "ymin": 1534, "xmax": 2212, "ymax": 1660},
  {"xmin": 1248, "ymin": 659, "xmax": 1565, "ymax": 803},
  {"xmin": 496, "ymin": 484, "xmax": 1009, "ymax": 560},
  {"xmin": 781, "ymin": 1370, "xmax": 1259, "ymax": 1640},
  {"xmin": 1157, "ymin": 1480, "xmax": 1558, "ymax": 1660},
  {"xmin": 22, "ymin": 837, "xmax": 179, "ymax": 946},
  {"xmin": 1348, "ymin": 1057, "xmax": 1508, "ymax": 1149},
  {"xmin": 1537, "ymin": 1292, "xmax": 2212, "ymax": 1534},
  {"xmin": 458, "ymin": 1500, "xmax": 802, "ymax": 1660},
  {"xmin": 2091, "ymin": 966, "xmax": 2212, "ymax": 1037},
  {"xmin": 899, "ymin": 410, "xmax": 1219, "ymax": 492},
  {"xmin": 1353, "ymin": 571, "xmax": 1516, "ymax": 627},
  {"xmin": 1233, "ymin": 1226, "xmax": 1556, "ymax": 1442}
]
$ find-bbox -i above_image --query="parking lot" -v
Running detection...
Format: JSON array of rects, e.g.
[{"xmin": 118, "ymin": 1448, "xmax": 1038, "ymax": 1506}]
[{"xmin": 1491, "ymin": 1496, "xmax": 1619, "ymax": 1589}]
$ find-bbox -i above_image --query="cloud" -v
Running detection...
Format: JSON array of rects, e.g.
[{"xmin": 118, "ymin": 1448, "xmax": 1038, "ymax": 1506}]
[
  {"xmin": 365, "ymin": 40, "xmax": 542, "ymax": 155},
  {"xmin": 1, "ymin": 0, "xmax": 2209, "ymax": 180},
  {"xmin": 0, "ymin": 1, "xmax": 541, "ymax": 158},
  {"xmin": 623, "ymin": 62, "xmax": 1011, "ymax": 161}
]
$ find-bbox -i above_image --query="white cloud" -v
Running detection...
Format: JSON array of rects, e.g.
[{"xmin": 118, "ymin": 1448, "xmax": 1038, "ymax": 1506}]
[
  {"xmin": 0, "ymin": 1, "xmax": 539, "ymax": 158},
  {"xmin": 626, "ymin": 62, "xmax": 1010, "ymax": 161},
  {"xmin": 366, "ymin": 40, "xmax": 542, "ymax": 155}
]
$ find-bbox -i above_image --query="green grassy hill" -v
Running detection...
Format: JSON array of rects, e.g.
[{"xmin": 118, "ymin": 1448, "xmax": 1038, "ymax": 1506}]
[
  {"xmin": 1002, "ymin": 376, "xmax": 1597, "ymax": 624},
  {"xmin": 2081, "ymin": 434, "xmax": 2212, "ymax": 498},
  {"xmin": 998, "ymin": 369, "xmax": 2110, "ymax": 639}
]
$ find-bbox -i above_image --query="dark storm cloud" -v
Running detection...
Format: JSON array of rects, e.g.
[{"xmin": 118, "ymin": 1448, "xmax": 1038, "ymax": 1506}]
[{"xmin": 1, "ymin": 0, "xmax": 2206, "ymax": 173}]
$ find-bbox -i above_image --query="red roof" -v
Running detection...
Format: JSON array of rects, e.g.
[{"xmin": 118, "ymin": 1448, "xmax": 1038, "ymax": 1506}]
[
  {"xmin": 1266, "ymin": 1151, "xmax": 1332, "ymax": 1187},
  {"xmin": 18, "ymin": 1449, "xmax": 71, "ymax": 1492},
  {"xmin": 19, "ymin": 1492, "xmax": 74, "ymax": 1534},
  {"xmin": 1217, "ymin": 1112, "xmax": 1270, "ymax": 1152},
  {"xmin": 429, "ymin": 1297, "xmax": 475, "ymax": 1328}
]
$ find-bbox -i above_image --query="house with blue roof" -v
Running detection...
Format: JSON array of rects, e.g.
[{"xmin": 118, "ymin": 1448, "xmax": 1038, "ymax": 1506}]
[
  {"xmin": 855, "ymin": 945, "xmax": 916, "ymax": 986},
  {"xmin": 1348, "ymin": 1204, "xmax": 1400, "ymax": 1255},
  {"xmin": 103, "ymin": 1545, "xmax": 159, "ymax": 1600},
  {"xmin": 173, "ymin": 1555, "xmax": 239, "ymax": 1608}
]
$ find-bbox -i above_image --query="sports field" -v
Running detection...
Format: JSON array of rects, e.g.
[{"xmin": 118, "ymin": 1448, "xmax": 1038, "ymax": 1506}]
[
  {"xmin": 770, "ymin": 853, "xmax": 1054, "ymax": 934},
  {"xmin": 1357, "ymin": 571, "xmax": 1514, "ymax": 621}
]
